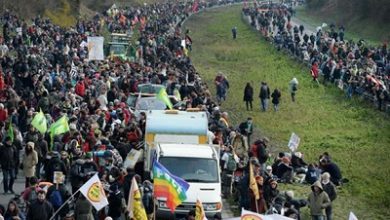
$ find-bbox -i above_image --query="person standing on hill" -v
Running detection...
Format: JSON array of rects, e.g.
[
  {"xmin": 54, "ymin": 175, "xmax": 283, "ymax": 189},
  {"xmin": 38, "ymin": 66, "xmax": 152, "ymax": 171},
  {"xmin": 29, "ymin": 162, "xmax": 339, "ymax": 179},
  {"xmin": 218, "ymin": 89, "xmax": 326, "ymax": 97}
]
[
  {"xmin": 289, "ymin": 78, "xmax": 299, "ymax": 102},
  {"xmin": 308, "ymin": 181, "xmax": 331, "ymax": 220},
  {"xmin": 259, "ymin": 82, "xmax": 270, "ymax": 111},
  {"xmin": 239, "ymin": 117, "xmax": 253, "ymax": 147},
  {"xmin": 243, "ymin": 82, "xmax": 254, "ymax": 111},
  {"xmin": 232, "ymin": 26, "xmax": 237, "ymax": 39},
  {"xmin": 271, "ymin": 88, "xmax": 281, "ymax": 111},
  {"xmin": 321, "ymin": 172, "xmax": 337, "ymax": 220}
]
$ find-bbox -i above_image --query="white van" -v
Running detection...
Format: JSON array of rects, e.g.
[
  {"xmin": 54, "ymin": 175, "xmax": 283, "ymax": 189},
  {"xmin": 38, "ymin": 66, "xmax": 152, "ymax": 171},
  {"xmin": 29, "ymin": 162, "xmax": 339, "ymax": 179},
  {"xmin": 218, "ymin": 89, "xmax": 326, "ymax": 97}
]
[{"xmin": 154, "ymin": 143, "xmax": 222, "ymax": 219}]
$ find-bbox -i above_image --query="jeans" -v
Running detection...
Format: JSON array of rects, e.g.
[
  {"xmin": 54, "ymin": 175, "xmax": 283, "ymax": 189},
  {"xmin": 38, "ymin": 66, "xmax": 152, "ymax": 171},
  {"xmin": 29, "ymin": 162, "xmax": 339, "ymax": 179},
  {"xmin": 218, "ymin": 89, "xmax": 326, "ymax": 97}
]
[
  {"xmin": 311, "ymin": 215, "xmax": 325, "ymax": 220},
  {"xmin": 326, "ymin": 206, "xmax": 333, "ymax": 220},
  {"xmin": 2, "ymin": 168, "xmax": 15, "ymax": 193},
  {"xmin": 273, "ymin": 103, "xmax": 279, "ymax": 111},
  {"xmin": 261, "ymin": 99, "xmax": 268, "ymax": 111}
]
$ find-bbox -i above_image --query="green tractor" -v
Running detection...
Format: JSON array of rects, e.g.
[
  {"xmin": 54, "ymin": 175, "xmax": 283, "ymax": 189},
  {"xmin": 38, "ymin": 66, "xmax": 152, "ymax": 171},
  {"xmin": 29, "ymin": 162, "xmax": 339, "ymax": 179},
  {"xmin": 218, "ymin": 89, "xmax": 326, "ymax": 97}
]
[{"xmin": 106, "ymin": 33, "xmax": 135, "ymax": 61}]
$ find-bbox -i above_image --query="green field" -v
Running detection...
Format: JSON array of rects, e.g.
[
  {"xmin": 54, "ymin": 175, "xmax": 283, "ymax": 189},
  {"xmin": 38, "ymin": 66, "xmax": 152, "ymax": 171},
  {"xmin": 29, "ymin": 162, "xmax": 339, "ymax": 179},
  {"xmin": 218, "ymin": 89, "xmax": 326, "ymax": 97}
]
[{"xmin": 184, "ymin": 6, "xmax": 390, "ymax": 219}]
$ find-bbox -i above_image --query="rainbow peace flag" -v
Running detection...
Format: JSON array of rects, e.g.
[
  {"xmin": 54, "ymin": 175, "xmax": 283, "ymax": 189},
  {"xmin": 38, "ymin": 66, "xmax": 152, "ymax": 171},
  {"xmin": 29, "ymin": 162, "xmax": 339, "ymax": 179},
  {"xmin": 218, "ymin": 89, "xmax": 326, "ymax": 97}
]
[{"xmin": 153, "ymin": 161, "xmax": 190, "ymax": 213}]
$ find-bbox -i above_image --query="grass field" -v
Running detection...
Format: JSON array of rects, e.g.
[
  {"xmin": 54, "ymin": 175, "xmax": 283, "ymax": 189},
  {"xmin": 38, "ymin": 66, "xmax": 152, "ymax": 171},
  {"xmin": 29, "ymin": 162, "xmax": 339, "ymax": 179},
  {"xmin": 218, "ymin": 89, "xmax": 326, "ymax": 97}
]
[{"xmin": 184, "ymin": 6, "xmax": 390, "ymax": 219}]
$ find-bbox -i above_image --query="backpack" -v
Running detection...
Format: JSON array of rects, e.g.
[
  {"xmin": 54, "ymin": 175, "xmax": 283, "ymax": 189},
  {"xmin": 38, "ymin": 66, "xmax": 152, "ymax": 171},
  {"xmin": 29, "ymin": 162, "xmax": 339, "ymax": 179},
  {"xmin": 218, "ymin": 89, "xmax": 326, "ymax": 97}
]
[
  {"xmin": 49, "ymin": 189, "xmax": 63, "ymax": 209},
  {"xmin": 226, "ymin": 154, "xmax": 237, "ymax": 172}
]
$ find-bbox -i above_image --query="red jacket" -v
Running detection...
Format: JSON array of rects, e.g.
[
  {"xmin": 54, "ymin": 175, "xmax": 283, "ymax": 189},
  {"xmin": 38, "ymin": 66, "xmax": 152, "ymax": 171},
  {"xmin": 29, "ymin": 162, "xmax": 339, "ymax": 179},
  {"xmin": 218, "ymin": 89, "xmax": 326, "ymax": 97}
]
[
  {"xmin": 75, "ymin": 81, "xmax": 85, "ymax": 97},
  {"xmin": 311, "ymin": 63, "xmax": 319, "ymax": 79},
  {"xmin": 0, "ymin": 109, "xmax": 8, "ymax": 122}
]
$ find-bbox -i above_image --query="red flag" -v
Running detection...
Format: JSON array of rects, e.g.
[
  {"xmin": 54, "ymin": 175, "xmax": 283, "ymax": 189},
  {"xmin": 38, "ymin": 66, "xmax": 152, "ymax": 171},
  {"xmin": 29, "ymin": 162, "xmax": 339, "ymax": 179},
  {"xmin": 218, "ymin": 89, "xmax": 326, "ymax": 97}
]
[{"xmin": 192, "ymin": 0, "xmax": 199, "ymax": 13}]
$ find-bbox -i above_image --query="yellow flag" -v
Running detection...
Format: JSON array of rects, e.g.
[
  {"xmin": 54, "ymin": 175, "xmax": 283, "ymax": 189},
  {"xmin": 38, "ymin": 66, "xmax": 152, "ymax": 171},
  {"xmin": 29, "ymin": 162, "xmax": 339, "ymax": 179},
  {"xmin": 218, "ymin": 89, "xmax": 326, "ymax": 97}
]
[
  {"xmin": 249, "ymin": 163, "xmax": 259, "ymax": 200},
  {"xmin": 128, "ymin": 177, "xmax": 148, "ymax": 220},
  {"xmin": 195, "ymin": 198, "xmax": 207, "ymax": 220}
]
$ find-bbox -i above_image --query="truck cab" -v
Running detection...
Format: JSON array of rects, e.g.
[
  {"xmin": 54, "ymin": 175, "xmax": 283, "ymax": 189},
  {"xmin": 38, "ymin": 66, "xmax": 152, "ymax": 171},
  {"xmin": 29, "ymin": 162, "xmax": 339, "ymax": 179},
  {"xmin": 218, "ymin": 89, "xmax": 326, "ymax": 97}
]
[{"xmin": 155, "ymin": 143, "xmax": 222, "ymax": 219}]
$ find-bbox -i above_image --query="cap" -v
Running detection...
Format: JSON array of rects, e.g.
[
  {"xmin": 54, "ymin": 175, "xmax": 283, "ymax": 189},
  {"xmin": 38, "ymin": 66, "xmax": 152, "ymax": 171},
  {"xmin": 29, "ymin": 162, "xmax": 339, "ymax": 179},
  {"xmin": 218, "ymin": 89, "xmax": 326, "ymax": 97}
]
[{"xmin": 85, "ymin": 152, "xmax": 93, "ymax": 159}]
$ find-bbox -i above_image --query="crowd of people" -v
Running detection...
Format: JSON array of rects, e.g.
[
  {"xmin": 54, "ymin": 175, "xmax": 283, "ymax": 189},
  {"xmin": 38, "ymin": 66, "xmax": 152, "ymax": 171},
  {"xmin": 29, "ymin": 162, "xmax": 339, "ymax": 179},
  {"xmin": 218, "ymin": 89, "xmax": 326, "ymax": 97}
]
[
  {"xmin": 243, "ymin": 2, "xmax": 390, "ymax": 111},
  {"xmin": 0, "ymin": 0, "xmax": 348, "ymax": 220}
]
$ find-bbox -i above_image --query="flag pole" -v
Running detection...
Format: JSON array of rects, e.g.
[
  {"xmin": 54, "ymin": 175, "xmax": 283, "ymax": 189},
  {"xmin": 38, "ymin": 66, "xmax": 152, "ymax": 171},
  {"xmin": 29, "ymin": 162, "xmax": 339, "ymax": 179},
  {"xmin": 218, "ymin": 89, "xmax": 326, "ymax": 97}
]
[{"xmin": 49, "ymin": 188, "xmax": 81, "ymax": 220}]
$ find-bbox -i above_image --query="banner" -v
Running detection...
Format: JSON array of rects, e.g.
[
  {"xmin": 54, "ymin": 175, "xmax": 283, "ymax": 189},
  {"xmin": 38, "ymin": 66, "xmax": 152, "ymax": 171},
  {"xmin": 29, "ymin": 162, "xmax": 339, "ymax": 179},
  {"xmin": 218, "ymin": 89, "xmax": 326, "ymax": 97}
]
[
  {"xmin": 195, "ymin": 198, "xmax": 207, "ymax": 220},
  {"xmin": 87, "ymin": 36, "xmax": 104, "ymax": 61},
  {"xmin": 153, "ymin": 161, "xmax": 189, "ymax": 212},
  {"xmin": 31, "ymin": 110, "xmax": 47, "ymax": 134},
  {"xmin": 241, "ymin": 209, "xmax": 295, "ymax": 220},
  {"xmin": 80, "ymin": 174, "xmax": 109, "ymax": 211},
  {"xmin": 128, "ymin": 177, "xmax": 147, "ymax": 220},
  {"xmin": 288, "ymin": 132, "xmax": 300, "ymax": 152},
  {"xmin": 349, "ymin": 212, "xmax": 358, "ymax": 220},
  {"xmin": 249, "ymin": 163, "xmax": 259, "ymax": 200}
]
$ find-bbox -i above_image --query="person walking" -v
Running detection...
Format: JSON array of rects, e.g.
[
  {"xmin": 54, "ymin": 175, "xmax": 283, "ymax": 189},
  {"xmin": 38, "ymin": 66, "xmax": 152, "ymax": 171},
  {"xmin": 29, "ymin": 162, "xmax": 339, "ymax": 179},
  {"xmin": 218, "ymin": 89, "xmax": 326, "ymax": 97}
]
[
  {"xmin": 307, "ymin": 181, "xmax": 331, "ymax": 220},
  {"xmin": 271, "ymin": 88, "xmax": 281, "ymax": 111},
  {"xmin": 289, "ymin": 78, "xmax": 299, "ymax": 102},
  {"xmin": 0, "ymin": 136, "xmax": 18, "ymax": 194},
  {"xmin": 26, "ymin": 190, "xmax": 54, "ymax": 220},
  {"xmin": 259, "ymin": 82, "xmax": 270, "ymax": 111},
  {"xmin": 74, "ymin": 195, "xmax": 94, "ymax": 220},
  {"xmin": 22, "ymin": 142, "xmax": 38, "ymax": 188},
  {"xmin": 243, "ymin": 82, "xmax": 254, "ymax": 111},
  {"xmin": 221, "ymin": 146, "xmax": 237, "ymax": 197},
  {"xmin": 232, "ymin": 26, "xmax": 237, "ymax": 39},
  {"xmin": 321, "ymin": 172, "xmax": 337, "ymax": 220},
  {"xmin": 239, "ymin": 117, "xmax": 254, "ymax": 147}
]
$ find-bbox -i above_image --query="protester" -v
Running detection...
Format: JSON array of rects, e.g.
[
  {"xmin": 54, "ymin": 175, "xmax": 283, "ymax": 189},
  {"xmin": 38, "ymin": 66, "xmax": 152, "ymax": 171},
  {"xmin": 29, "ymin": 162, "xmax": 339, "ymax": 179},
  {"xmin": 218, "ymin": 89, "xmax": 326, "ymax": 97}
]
[
  {"xmin": 0, "ymin": 136, "xmax": 18, "ymax": 194},
  {"xmin": 26, "ymin": 190, "xmax": 54, "ymax": 220},
  {"xmin": 271, "ymin": 88, "xmax": 281, "ymax": 111},
  {"xmin": 22, "ymin": 142, "xmax": 38, "ymax": 188},
  {"xmin": 239, "ymin": 117, "xmax": 253, "ymax": 146},
  {"xmin": 321, "ymin": 172, "xmax": 337, "ymax": 220},
  {"xmin": 4, "ymin": 200, "xmax": 25, "ymax": 220},
  {"xmin": 307, "ymin": 181, "xmax": 331, "ymax": 220},
  {"xmin": 232, "ymin": 26, "xmax": 237, "ymax": 39},
  {"xmin": 289, "ymin": 78, "xmax": 299, "ymax": 102},
  {"xmin": 221, "ymin": 145, "xmax": 237, "ymax": 197},
  {"xmin": 243, "ymin": 82, "xmax": 254, "ymax": 111},
  {"xmin": 74, "ymin": 194, "xmax": 93, "ymax": 220},
  {"xmin": 259, "ymin": 82, "xmax": 270, "ymax": 111}
]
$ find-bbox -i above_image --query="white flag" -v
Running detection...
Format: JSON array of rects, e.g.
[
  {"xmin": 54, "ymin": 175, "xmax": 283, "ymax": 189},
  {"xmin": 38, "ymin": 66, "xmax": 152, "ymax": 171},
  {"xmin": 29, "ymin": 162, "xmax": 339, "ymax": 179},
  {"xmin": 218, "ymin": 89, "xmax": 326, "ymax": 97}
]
[
  {"xmin": 80, "ymin": 174, "xmax": 109, "ymax": 211},
  {"xmin": 70, "ymin": 61, "xmax": 78, "ymax": 79},
  {"xmin": 349, "ymin": 212, "xmax": 358, "ymax": 220},
  {"xmin": 87, "ymin": 36, "xmax": 105, "ymax": 61},
  {"xmin": 241, "ymin": 209, "xmax": 295, "ymax": 220},
  {"xmin": 288, "ymin": 132, "xmax": 300, "ymax": 152}
]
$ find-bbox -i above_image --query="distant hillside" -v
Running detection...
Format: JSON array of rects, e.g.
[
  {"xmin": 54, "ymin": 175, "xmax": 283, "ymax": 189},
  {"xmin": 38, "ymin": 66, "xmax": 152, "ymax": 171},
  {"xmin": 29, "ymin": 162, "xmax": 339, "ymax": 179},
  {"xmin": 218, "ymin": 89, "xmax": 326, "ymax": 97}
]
[
  {"xmin": 303, "ymin": 0, "xmax": 390, "ymax": 43},
  {"xmin": 0, "ymin": 0, "xmax": 162, "ymax": 27}
]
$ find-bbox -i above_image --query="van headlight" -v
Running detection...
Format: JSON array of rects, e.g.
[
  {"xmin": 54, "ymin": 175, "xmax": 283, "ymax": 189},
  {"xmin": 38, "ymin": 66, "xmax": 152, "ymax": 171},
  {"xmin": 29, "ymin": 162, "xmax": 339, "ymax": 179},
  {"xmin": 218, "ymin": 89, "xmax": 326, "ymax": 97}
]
[
  {"xmin": 204, "ymin": 202, "xmax": 222, "ymax": 211},
  {"xmin": 158, "ymin": 201, "xmax": 168, "ymax": 208}
]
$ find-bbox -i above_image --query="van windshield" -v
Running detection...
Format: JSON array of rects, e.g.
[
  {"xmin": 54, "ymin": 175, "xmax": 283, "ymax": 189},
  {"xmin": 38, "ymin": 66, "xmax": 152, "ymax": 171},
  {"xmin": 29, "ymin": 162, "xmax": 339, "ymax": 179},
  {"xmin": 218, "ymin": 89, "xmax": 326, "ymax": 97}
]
[{"xmin": 159, "ymin": 157, "xmax": 219, "ymax": 183}]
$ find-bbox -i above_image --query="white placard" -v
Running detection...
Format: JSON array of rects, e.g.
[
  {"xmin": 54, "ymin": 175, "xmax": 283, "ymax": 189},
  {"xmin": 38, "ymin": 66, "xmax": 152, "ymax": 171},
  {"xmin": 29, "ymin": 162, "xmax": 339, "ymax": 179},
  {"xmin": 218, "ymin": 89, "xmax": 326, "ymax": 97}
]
[
  {"xmin": 288, "ymin": 132, "xmax": 300, "ymax": 152},
  {"xmin": 87, "ymin": 36, "xmax": 105, "ymax": 61}
]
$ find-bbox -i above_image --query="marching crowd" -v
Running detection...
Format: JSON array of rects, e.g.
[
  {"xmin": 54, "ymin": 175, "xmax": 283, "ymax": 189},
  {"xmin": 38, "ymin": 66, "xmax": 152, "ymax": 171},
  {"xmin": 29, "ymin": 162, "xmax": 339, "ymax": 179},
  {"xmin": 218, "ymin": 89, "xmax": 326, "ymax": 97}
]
[
  {"xmin": 243, "ymin": 2, "xmax": 390, "ymax": 111},
  {"xmin": 0, "ymin": 0, "xmax": 347, "ymax": 220}
]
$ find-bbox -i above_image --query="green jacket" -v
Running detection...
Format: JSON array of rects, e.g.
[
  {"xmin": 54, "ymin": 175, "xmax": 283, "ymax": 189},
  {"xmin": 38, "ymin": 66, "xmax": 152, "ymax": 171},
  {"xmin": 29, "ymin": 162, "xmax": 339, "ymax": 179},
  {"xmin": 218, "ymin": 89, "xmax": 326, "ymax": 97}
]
[{"xmin": 308, "ymin": 181, "xmax": 331, "ymax": 216}]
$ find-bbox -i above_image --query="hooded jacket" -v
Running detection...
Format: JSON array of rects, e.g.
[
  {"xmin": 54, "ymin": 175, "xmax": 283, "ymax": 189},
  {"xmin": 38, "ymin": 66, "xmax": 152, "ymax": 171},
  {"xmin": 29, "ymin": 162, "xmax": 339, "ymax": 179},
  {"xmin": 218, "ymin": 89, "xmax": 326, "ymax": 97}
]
[
  {"xmin": 307, "ymin": 181, "xmax": 331, "ymax": 216},
  {"xmin": 22, "ymin": 145, "xmax": 38, "ymax": 177}
]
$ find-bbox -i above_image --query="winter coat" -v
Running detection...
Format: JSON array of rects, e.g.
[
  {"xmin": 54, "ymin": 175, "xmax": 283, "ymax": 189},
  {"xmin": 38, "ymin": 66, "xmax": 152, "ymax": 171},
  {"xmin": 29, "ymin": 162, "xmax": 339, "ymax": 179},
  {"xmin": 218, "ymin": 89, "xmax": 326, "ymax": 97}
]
[
  {"xmin": 74, "ymin": 197, "xmax": 94, "ymax": 220},
  {"xmin": 307, "ymin": 181, "xmax": 331, "ymax": 216},
  {"xmin": 26, "ymin": 200, "xmax": 54, "ymax": 220},
  {"xmin": 322, "ymin": 181, "xmax": 337, "ymax": 202},
  {"xmin": 271, "ymin": 90, "xmax": 281, "ymax": 104},
  {"xmin": 22, "ymin": 149, "xmax": 38, "ymax": 177},
  {"xmin": 243, "ymin": 85, "xmax": 254, "ymax": 101},
  {"xmin": 322, "ymin": 162, "xmax": 342, "ymax": 185},
  {"xmin": 0, "ymin": 143, "xmax": 18, "ymax": 170},
  {"xmin": 259, "ymin": 85, "xmax": 270, "ymax": 99}
]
